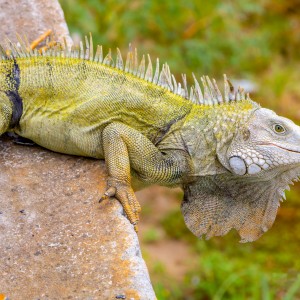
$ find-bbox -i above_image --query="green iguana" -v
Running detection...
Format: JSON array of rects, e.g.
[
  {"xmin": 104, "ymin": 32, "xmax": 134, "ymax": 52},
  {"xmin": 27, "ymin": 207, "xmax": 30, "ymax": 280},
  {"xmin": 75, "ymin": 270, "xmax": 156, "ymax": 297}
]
[{"xmin": 0, "ymin": 35, "xmax": 299, "ymax": 242}]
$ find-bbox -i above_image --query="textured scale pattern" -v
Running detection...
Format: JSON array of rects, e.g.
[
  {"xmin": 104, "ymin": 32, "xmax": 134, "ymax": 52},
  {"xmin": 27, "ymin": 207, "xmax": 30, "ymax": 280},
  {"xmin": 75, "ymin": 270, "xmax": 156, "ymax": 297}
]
[
  {"xmin": 0, "ymin": 35, "xmax": 299, "ymax": 241},
  {"xmin": 182, "ymin": 165, "xmax": 300, "ymax": 242}
]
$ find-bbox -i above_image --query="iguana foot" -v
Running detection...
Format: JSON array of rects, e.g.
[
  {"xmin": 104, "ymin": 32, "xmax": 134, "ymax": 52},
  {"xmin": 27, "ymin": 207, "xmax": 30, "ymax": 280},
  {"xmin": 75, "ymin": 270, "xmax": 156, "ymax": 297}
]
[{"xmin": 99, "ymin": 179, "xmax": 141, "ymax": 232}]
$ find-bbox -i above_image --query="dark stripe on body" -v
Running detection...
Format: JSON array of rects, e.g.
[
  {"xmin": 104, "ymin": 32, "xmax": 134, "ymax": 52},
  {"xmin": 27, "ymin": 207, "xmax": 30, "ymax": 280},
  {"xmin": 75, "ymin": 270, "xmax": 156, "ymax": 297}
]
[
  {"xmin": 5, "ymin": 59, "xmax": 23, "ymax": 128},
  {"xmin": 154, "ymin": 112, "xmax": 188, "ymax": 145}
]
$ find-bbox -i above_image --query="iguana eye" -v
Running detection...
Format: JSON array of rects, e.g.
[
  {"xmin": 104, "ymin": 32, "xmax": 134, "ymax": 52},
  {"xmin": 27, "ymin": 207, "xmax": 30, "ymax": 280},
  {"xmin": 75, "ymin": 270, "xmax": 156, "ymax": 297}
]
[{"xmin": 273, "ymin": 124, "xmax": 285, "ymax": 134}]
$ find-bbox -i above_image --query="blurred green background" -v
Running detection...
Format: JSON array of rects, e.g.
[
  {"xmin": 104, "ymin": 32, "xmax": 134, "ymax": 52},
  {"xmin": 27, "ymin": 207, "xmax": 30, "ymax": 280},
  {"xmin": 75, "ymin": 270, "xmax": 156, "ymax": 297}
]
[{"xmin": 59, "ymin": 0, "xmax": 300, "ymax": 299}]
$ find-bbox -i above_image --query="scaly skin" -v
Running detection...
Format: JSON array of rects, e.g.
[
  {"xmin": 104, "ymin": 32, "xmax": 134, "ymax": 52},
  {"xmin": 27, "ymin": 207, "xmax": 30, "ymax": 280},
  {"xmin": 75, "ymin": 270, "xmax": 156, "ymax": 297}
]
[
  {"xmin": 0, "ymin": 56, "xmax": 196, "ymax": 228},
  {"xmin": 1, "ymin": 40, "xmax": 300, "ymax": 241}
]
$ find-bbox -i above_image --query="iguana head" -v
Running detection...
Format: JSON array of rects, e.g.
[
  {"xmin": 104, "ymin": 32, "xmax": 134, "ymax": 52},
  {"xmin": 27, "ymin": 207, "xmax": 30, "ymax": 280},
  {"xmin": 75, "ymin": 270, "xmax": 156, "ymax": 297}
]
[
  {"xmin": 182, "ymin": 106, "xmax": 300, "ymax": 242},
  {"xmin": 226, "ymin": 108, "xmax": 300, "ymax": 177}
]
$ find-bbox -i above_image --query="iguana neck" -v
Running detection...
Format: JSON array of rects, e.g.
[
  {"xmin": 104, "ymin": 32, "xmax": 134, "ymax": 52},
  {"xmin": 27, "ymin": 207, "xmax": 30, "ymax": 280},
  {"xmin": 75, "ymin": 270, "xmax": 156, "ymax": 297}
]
[{"xmin": 181, "ymin": 99, "xmax": 259, "ymax": 177}]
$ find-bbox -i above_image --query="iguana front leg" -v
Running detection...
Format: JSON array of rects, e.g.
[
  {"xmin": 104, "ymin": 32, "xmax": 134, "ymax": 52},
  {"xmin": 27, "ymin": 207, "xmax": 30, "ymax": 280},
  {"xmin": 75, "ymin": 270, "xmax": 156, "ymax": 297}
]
[{"xmin": 101, "ymin": 122, "xmax": 191, "ymax": 231}]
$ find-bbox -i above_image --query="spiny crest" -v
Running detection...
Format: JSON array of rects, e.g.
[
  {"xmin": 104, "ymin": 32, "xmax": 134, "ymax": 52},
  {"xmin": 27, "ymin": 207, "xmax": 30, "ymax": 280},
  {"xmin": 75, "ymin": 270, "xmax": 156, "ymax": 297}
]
[{"xmin": 0, "ymin": 34, "xmax": 252, "ymax": 106}]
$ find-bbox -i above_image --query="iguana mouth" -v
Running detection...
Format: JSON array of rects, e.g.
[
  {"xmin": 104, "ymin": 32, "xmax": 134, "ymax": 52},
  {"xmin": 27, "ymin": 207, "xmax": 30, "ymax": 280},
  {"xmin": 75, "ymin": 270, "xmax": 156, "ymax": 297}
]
[{"xmin": 260, "ymin": 143, "xmax": 300, "ymax": 154}]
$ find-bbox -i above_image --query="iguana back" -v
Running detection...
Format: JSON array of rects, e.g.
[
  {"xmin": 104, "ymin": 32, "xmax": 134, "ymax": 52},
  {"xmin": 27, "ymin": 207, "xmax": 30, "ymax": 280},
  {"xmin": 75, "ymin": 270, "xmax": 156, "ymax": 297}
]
[{"xmin": 0, "ymin": 55, "xmax": 192, "ymax": 157}]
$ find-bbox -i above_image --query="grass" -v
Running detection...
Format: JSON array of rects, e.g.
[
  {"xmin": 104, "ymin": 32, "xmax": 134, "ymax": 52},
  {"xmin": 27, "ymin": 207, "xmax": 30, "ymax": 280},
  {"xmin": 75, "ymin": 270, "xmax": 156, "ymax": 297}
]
[{"xmin": 148, "ymin": 189, "xmax": 300, "ymax": 299}]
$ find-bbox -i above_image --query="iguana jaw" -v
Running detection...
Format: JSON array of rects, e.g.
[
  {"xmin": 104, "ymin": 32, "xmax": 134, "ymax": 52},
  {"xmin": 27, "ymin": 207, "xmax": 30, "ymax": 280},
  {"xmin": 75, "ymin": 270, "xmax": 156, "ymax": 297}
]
[{"xmin": 258, "ymin": 143, "xmax": 300, "ymax": 154}]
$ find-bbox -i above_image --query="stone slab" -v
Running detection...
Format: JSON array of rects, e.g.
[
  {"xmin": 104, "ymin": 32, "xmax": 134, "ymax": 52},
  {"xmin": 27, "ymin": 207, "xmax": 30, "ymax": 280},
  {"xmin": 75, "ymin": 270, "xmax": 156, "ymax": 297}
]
[{"xmin": 0, "ymin": 138, "xmax": 155, "ymax": 299}]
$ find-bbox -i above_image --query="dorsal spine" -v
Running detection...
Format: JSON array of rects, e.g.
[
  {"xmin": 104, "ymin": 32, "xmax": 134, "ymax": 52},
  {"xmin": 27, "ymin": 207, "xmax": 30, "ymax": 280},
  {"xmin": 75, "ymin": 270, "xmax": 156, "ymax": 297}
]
[{"xmin": 0, "ymin": 34, "xmax": 253, "ymax": 106}]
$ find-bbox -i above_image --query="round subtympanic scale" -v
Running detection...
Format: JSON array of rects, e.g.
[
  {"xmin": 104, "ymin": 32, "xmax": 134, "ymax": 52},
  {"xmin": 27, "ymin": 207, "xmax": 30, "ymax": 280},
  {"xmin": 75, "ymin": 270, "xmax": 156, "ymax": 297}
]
[{"xmin": 229, "ymin": 156, "xmax": 246, "ymax": 175}]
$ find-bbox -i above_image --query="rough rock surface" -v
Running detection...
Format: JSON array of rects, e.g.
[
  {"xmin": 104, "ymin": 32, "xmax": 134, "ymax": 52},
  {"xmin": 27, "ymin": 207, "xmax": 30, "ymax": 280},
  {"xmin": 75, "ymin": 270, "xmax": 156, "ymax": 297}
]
[
  {"xmin": 0, "ymin": 138, "xmax": 155, "ymax": 299},
  {"xmin": 0, "ymin": 0, "xmax": 72, "ymax": 46},
  {"xmin": 0, "ymin": 0, "xmax": 155, "ymax": 299}
]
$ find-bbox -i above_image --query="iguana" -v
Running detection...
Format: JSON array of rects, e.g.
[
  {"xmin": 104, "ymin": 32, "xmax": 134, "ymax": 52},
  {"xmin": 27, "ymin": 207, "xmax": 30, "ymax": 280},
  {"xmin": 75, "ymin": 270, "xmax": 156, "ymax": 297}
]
[{"xmin": 0, "ymin": 35, "xmax": 299, "ymax": 242}]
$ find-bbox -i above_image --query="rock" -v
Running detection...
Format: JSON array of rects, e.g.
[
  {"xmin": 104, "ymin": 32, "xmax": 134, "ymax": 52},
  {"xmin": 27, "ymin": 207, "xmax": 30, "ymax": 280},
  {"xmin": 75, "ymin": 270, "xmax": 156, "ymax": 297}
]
[
  {"xmin": 0, "ymin": 0, "xmax": 155, "ymax": 298},
  {"xmin": 0, "ymin": 0, "xmax": 72, "ymax": 46},
  {"xmin": 0, "ymin": 138, "xmax": 155, "ymax": 299}
]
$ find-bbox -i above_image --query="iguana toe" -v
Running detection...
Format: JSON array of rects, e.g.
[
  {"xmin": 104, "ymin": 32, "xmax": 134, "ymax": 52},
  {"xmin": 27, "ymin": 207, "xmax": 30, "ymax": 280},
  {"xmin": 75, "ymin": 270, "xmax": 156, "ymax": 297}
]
[
  {"xmin": 99, "ymin": 186, "xmax": 116, "ymax": 202},
  {"xmin": 100, "ymin": 180, "xmax": 140, "ymax": 232}
]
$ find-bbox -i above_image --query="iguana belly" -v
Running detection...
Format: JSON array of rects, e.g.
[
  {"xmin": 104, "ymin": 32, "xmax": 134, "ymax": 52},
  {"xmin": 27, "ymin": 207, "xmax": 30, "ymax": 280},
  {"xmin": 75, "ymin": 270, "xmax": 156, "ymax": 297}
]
[{"xmin": 14, "ymin": 115, "xmax": 106, "ymax": 158}]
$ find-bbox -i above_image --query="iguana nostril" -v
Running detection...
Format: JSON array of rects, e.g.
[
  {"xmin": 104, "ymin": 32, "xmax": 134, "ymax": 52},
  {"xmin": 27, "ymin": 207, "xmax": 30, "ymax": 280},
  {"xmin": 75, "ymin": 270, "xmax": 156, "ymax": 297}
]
[{"xmin": 229, "ymin": 156, "xmax": 246, "ymax": 175}]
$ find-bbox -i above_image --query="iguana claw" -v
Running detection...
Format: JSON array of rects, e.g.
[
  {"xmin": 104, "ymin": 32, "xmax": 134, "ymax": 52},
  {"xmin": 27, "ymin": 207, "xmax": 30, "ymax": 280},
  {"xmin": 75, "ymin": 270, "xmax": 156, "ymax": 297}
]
[
  {"xmin": 99, "ymin": 187, "xmax": 116, "ymax": 202},
  {"xmin": 100, "ymin": 180, "xmax": 141, "ymax": 232}
]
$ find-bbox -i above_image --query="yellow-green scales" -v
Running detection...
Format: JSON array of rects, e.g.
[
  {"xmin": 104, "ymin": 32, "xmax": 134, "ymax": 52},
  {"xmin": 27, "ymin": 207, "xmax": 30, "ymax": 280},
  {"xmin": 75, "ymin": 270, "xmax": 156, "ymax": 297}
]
[{"xmin": 0, "ymin": 54, "xmax": 254, "ymax": 156}]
